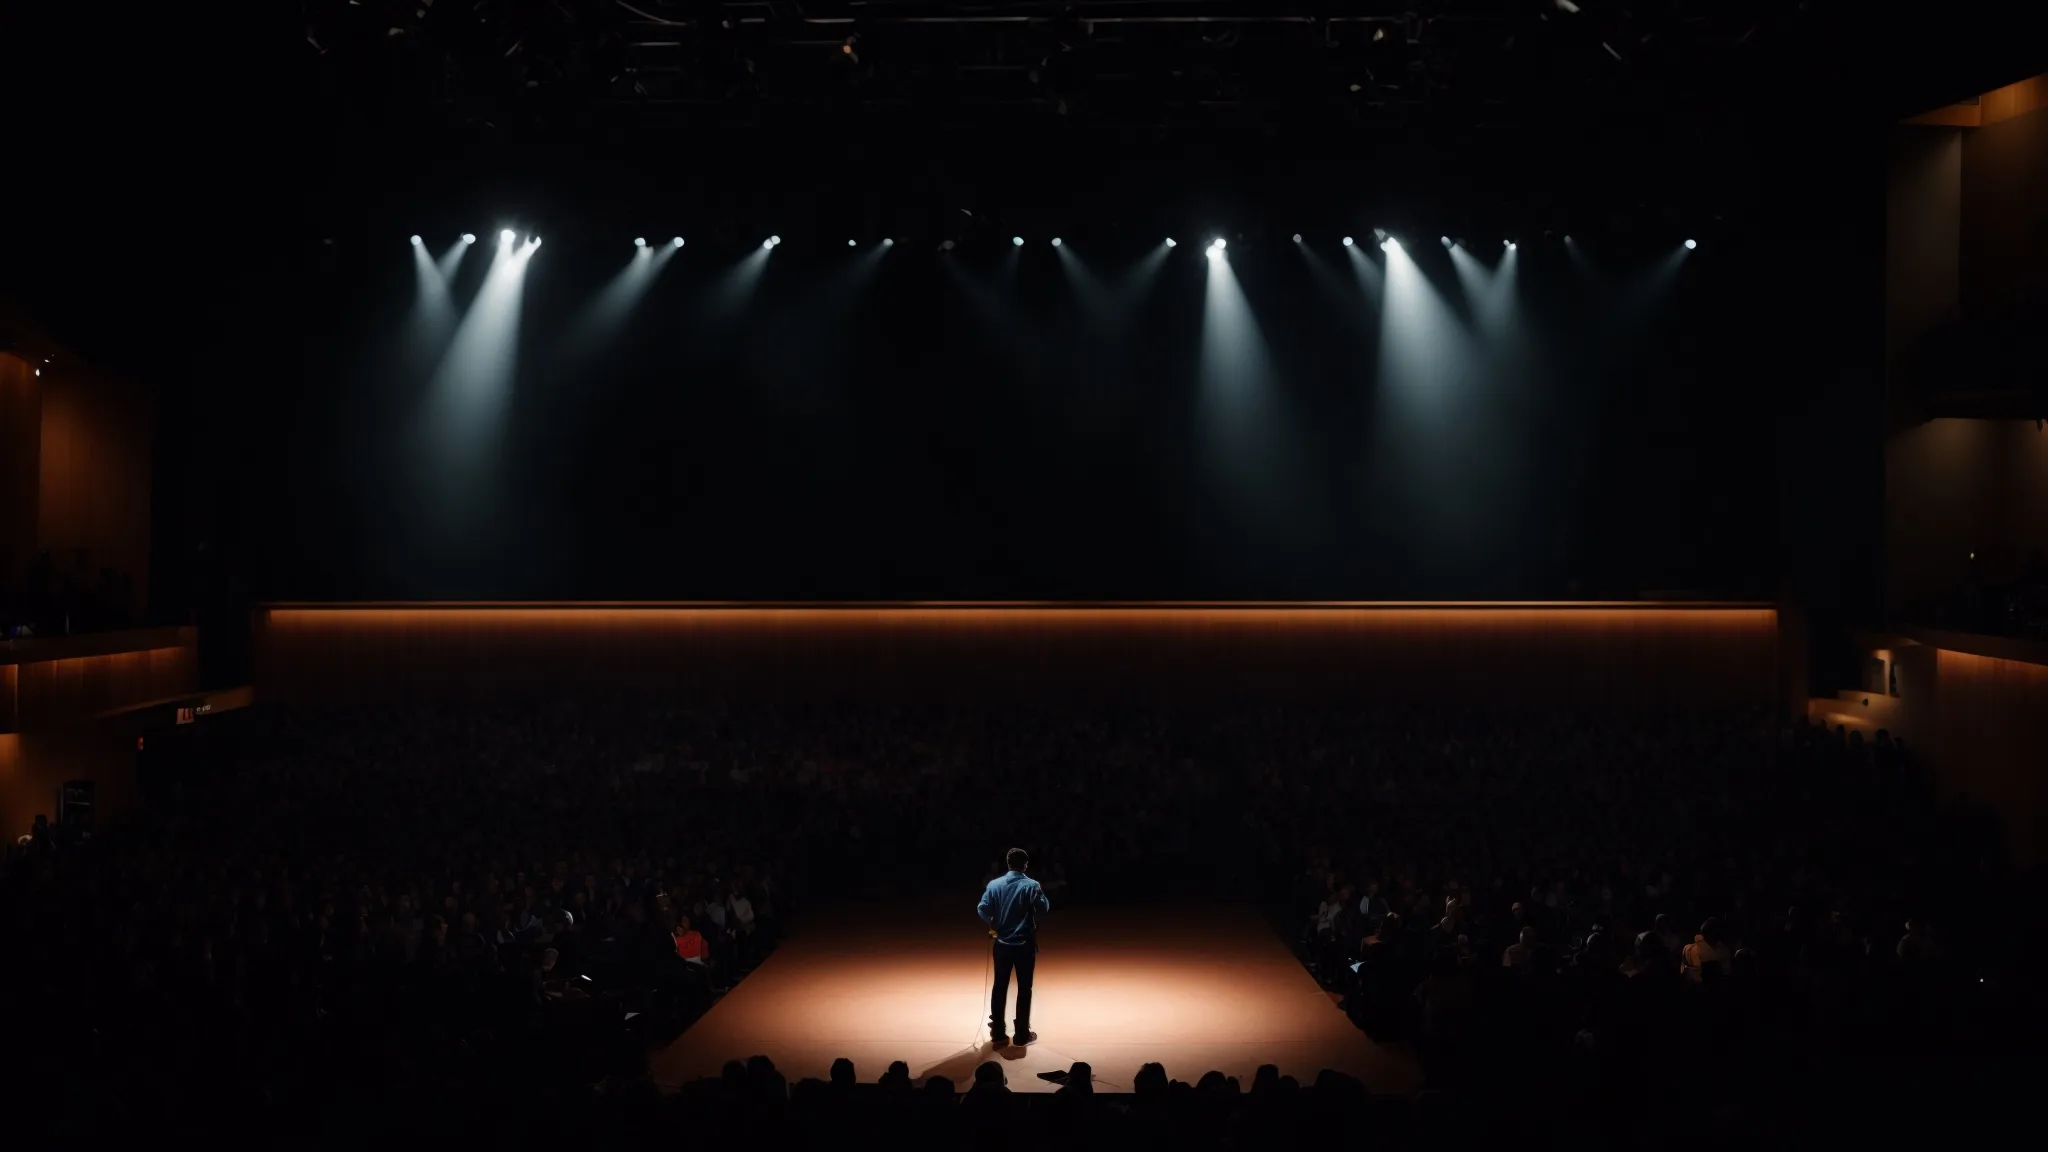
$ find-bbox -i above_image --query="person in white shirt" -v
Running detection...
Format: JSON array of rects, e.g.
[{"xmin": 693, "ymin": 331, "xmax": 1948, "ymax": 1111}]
[
  {"xmin": 728, "ymin": 887, "xmax": 756, "ymax": 935},
  {"xmin": 1316, "ymin": 888, "xmax": 1351, "ymax": 935},
  {"xmin": 1356, "ymin": 881, "xmax": 1386, "ymax": 922}
]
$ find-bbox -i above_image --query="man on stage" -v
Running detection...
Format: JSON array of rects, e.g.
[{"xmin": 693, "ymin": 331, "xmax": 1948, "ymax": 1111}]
[{"xmin": 978, "ymin": 847, "xmax": 1051, "ymax": 1046}]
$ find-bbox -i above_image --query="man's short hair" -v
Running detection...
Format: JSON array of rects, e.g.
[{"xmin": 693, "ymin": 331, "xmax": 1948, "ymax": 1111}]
[{"xmin": 1005, "ymin": 848, "xmax": 1030, "ymax": 872}]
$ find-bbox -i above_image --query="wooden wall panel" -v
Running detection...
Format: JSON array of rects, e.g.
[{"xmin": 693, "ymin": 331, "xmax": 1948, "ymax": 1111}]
[
  {"xmin": 1978, "ymin": 74, "xmax": 2048, "ymax": 126},
  {"xmin": 254, "ymin": 604, "xmax": 1780, "ymax": 709},
  {"xmin": 34, "ymin": 361, "xmax": 152, "ymax": 617},
  {"xmin": 1932, "ymin": 649, "xmax": 2048, "ymax": 863},
  {"xmin": 1961, "ymin": 96, "xmax": 2048, "ymax": 322},
  {"xmin": 1886, "ymin": 418, "xmax": 2048, "ymax": 612},
  {"xmin": 10, "ymin": 646, "xmax": 198, "ymax": 730},
  {"xmin": 1885, "ymin": 125, "xmax": 1961, "ymax": 415},
  {"xmin": 0, "ymin": 733, "xmax": 22, "ymax": 839},
  {"xmin": 0, "ymin": 726, "xmax": 138, "ymax": 843},
  {"xmin": 0, "ymin": 353, "xmax": 39, "ymax": 584}
]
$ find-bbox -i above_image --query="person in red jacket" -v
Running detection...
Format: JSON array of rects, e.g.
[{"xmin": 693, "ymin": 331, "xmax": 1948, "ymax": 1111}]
[{"xmin": 673, "ymin": 915, "xmax": 710, "ymax": 964}]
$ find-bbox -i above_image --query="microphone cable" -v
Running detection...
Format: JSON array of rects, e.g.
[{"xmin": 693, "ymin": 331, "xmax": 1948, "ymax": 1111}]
[{"xmin": 975, "ymin": 934, "xmax": 995, "ymax": 1049}]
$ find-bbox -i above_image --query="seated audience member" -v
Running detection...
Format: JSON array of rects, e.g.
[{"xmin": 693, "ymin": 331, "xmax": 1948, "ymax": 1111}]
[
  {"xmin": 673, "ymin": 915, "xmax": 710, "ymax": 964},
  {"xmin": 534, "ymin": 946, "xmax": 566, "ymax": 999},
  {"xmin": 1356, "ymin": 880, "xmax": 1388, "ymax": 927},
  {"xmin": 1653, "ymin": 913, "xmax": 1684, "ymax": 958},
  {"xmin": 1681, "ymin": 918, "xmax": 1733, "ymax": 981},
  {"xmin": 1896, "ymin": 919, "xmax": 1939, "ymax": 967},
  {"xmin": 968, "ymin": 1060, "xmax": 1008, "ymax": 1095},
  {"xmin": 729, "ymin": 885, "xmax": 757, "ymax": 936},
  {"xmin": 1620, "ymin": 930, "xmax": 1666, "ymax": 979},
  {"xmin": 1502, "ymin": 924, "xmax": 1540, "ymax": 968},
  {"xmin": 1315, "ymin": 887, "xmax": 1349, "ymax": 936}
]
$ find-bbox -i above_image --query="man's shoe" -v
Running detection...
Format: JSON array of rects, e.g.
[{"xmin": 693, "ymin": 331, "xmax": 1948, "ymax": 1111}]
[
  {"xmin": 1012, "ymin": 1029, "xmax": 1037, "ymax": 1045},
  {"xmin": 990, "ymin": 1033, "xmax": 1009, "ymax": 1047}
]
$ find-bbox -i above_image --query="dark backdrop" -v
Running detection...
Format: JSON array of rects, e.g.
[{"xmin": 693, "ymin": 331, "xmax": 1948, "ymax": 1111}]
[
  {"xmin": 18, "ymin": 3, "xmax": 2038, "ymax": 639},
  {"xmin": 282, "ymin": 204, "xmax": 1765, "ymax": 601}
]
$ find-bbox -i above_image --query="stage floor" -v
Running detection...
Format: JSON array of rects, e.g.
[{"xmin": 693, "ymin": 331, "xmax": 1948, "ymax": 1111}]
[{"xmin": 651, "ymin": 904, "xmax": 1420, "ymax": 1094}]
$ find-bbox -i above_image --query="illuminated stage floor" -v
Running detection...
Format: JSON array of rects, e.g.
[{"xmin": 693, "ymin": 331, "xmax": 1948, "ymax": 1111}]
[{"xmin": 651, "ymin": 904, "xmax": 1420, "ymax": 1094}]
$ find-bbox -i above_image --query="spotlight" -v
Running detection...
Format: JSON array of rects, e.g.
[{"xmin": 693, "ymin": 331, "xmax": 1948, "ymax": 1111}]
[
  {"xmin": 884, "ymin": 238, "xmax": 895, "ymax": 246},
  {"xmin": 1013, "ymin": 236, "xmax": 1024, "ymax": 247},
  {"xmin": 635, "ymin": 237, "xmax": 647, "ymax": 248},
  {"xmin": 1441, "ymin": 236, "xmax": 1453, "ymax": 247},
  {"xmin": 409, "ymin": 235, "xmax": 422, "ymax": 246},
  {"xmin": 500, "ymin": 229, "xmax": 516, "ymax": 243},
  {"xmin": 672, "ymin": 237, "xmax": 684, "ymax": 248},
  {"xmin": 530, "ymin": 236, "xmax": 541, "ymax": 247},
  {"xmin": 848, "ymin": 239, "xmax": 857, "ymax": 247},
  {"xmin": 1343, "ymin": 236, "xmax": 1355, "ymax": 247},
  {"xmin": 770, "ymin": 235, "xmax": 782, "ymax": 246},
  {"xmin": 941, "ymin": 239, "xmax": 955, "ymax": 251},
  {"xmin": 1292, "ymin": 234, "xmax": 1303, "ymax": 244},
  {"xmin": 763, "ymin": 240, "xmax": 774, "ymax": 250},
  {"xmin": 461, "ymin": 233, "xmax": 476, "ymax": 244},
  {"xmin": 1051, "ymin": 237, "xmax": 1062, "ymax": 247},
  {"xmin": 1381, "ymin": 237, "xmax": 1398, "ymax": 251},
  {"xmin": 1505, "ymin": 240, "xmax": 1517, "ymax": 250},
  {"xmin": 1684, "ymin": 238, "xmax": 1697, "ymax": 250},
  {"xmin": 1166, "ymin": 238, "xmax": 1177, "ymax": 248},
  {"xmin": 1212, "ymin": 238, "xmax": 1226, "ymax": 251}
]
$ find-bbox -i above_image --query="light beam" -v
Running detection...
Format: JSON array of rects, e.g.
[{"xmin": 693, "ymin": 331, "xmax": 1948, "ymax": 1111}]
[
  {"xmin": 1197, "ymin": 238, "xmax": 1313, "ymax": 578},
  {"xmin": 417, "ymin": 231, "xmax": 538, "ymax": 524},
  {"xmin": 564, "ymin": 239, "xmax": 679, "ymax": 358}
]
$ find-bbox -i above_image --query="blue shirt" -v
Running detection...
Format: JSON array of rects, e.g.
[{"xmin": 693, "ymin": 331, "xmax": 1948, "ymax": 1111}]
[{"xmin": 977, "ymin": 870, "xmax": 1050, "ymax": 946}]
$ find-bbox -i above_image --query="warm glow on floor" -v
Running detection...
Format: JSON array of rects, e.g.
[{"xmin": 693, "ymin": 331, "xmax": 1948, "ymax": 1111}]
[{"xmin": 653, "ymin": 905, "xmax": 1419, "ymax": 1094}]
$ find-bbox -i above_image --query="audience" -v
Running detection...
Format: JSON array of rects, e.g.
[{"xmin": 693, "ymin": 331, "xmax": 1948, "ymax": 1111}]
[{"xmin": 2, "ymin": 693, "xmax": 2028, "ymax": 1144}]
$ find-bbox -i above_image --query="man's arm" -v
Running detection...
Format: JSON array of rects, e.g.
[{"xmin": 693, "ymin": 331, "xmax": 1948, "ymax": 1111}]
[
  {"xmin": 1033, "ymin": 881, "xmax": 1051, "ymax": 913},
  {"xmin": 977, "ymin": 883, "xmax": 995, "ymax": 926}
]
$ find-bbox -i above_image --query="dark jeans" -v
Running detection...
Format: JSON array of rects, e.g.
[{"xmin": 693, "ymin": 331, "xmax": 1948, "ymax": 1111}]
[{"xmin": 990, "ymin": 940, "xmax": 1036, "ymax": 1035}]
